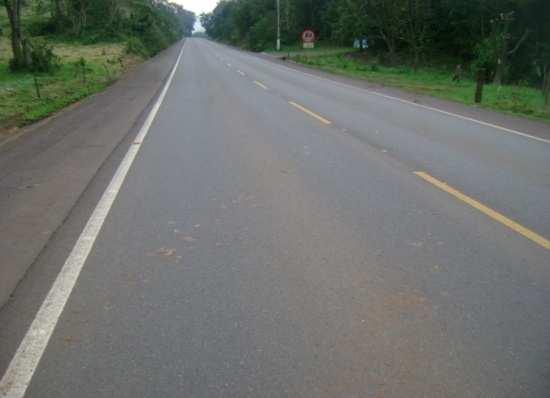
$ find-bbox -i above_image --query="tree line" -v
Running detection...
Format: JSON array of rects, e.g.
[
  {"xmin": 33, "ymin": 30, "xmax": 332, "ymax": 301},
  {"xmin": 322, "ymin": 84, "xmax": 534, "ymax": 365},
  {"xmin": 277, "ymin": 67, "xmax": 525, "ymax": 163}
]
[
  {"xmin": 3, "ymin": 0, "xmax": 196, "ymax": 70},
  {"xmin": 200, "ymin": 0, "xmax": 550, "ymax": 89}
]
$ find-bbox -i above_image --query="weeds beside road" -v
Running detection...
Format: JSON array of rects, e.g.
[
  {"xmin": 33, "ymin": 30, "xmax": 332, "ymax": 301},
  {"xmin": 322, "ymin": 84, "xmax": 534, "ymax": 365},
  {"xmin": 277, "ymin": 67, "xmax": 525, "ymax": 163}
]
[
  {"xmin": 0, "ymin": 38, "xmax": 142, "ymax": 133},
  {"xmin": 0, "ymin": 0, "xmax": 193, "ymax": 135}
]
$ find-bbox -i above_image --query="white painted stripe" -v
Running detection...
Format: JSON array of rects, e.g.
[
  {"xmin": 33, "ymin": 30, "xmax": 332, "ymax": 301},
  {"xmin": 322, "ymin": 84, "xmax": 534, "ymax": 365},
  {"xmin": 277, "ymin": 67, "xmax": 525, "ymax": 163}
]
[
  {"xmin": 237, "ymin": 70, "xmax": 246, "ymax": 76},
  {"xmin": 254, "ymin": 81, "xmax": 268, "ymax": 90},
  {"xmin": 210, "ymin": 41, "xmax": 550, "ymax": 145},
  {"xmin": 366, "ymin": 92, "xmax": 550, "ymax": 144},
  {"xmin": 0, "ymin": 42, "xmax": 186, "ymax": 398}
]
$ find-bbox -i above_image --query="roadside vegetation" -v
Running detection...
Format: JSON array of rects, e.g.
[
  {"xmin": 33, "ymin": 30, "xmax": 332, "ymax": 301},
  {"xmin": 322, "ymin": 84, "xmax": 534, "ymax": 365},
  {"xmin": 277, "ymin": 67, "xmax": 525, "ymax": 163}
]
[
  {"xmin": 293, "ymin": 51, "xmax": 550, "ymax": 121},
  {"xmin": 1, "ymin": 0, "xmax": 195, "ymax": 132},
  {"xmin": 266, "ymin": 43, "xmax": 353, "ymax": 58},
  {"xmin": 201, "ymin": 0, "xmax": 550, "ymax": 122},
  {"xmin": 0, "ymin": 37, "xmax": 141, "ymax": 129}
]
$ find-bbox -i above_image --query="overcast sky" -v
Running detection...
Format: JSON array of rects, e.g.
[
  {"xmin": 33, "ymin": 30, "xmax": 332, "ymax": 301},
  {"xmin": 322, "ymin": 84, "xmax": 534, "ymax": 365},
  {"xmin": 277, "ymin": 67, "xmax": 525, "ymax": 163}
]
[{"xmin": 173, "ymin": 0, "xmax": 218, "ymax": 31}]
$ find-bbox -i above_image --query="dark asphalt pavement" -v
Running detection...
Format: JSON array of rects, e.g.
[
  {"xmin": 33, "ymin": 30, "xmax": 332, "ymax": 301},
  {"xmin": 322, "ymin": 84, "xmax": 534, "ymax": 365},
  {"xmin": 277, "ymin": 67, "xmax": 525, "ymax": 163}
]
[
  {"xmin": 1, "ymin": 39, "xmax": 550, "ymax": 397},
  {"xmin": 0, "ymin": 42, "xmax": 183, "ymax": 309}
]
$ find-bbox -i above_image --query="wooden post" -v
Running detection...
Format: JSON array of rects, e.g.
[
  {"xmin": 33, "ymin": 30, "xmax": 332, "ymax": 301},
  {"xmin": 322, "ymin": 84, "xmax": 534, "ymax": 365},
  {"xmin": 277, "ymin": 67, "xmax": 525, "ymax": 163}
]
[
  {"xmin": 22, "ymin": 38, "xmax": 32, "ymax": 68},
  {"xmin": 103, "ymin": 64, "xmax": 111, "ymax": 82},
  {"xmin": 452, "ymin": 64, "xmax": 462, "ymax": 82},
  {"xmin": 475, "ymin": 68, "xmax": 485, "ymax": 104},
  {"xmin": 33, "ymin": 76, "xmax": 41, "ymax": 99},
  {"xmin": 544, "ymin": 67, "xmax": 549, "ymax": 107}
]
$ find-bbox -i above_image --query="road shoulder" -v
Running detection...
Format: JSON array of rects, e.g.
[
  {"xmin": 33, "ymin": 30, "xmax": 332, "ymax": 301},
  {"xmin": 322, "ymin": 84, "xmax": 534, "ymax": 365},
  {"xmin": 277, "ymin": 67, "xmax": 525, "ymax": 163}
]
[
  {"xmin": 0, "ymin": 41, "xmax": 185, "ymax": 309},
  {"xmin": 256, "ymin": 52, "xmax": 550, "ymax": 142}
]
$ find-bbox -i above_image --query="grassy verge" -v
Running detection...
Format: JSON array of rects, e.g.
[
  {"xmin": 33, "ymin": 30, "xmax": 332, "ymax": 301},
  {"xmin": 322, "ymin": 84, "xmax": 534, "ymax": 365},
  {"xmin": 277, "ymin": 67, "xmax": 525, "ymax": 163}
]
[
  {"xmin": 266, "ymin": 43, "xmax": 353, "ymax": 58},
  {"xmin": 0, "ymin": 38, "xmax": 142, "ymax": 133},
  {"xmin": 291, "ymin": 52, "xmax": 550, "ymax": 122}
]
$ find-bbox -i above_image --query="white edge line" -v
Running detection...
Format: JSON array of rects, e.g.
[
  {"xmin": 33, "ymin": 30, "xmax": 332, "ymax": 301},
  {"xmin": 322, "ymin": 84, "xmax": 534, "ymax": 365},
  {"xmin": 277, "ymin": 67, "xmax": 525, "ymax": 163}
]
[
  {"xmin": 209, "ymin": 41, "xmax": 550, "ymax": 145},
  {"xmin": 0, "ymin": 42, "xmax": 186, "ymax": 398},
  {"xmin": 254, "ymin": 81, "xmax": 268, "ymax": 90}
]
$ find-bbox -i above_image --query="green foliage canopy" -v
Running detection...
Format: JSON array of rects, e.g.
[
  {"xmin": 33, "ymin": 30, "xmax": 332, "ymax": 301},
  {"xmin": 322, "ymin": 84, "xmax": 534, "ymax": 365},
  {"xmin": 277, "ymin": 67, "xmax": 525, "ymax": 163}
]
[{"xmin": 200, "ymin": 0, "xmax": 549, "ymax": 86}]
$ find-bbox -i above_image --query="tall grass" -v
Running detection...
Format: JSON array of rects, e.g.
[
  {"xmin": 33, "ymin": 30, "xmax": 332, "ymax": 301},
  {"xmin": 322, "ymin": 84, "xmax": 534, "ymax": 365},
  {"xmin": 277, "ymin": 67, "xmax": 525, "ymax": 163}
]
[{"xmin": 0, "ymin": 38, "xmax": 141, "ymax": 129}]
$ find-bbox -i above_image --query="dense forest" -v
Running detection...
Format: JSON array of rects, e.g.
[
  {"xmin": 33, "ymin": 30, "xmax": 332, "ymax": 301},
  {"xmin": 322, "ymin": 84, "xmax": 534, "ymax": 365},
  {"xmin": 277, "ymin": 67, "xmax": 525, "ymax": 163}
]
[
  {"xmin": 3, "ymin": 0, "xmax": 196, "ymax": 70},
  {"xmin": 200, "ymin": 0, "xmax": 550, "ymax": 91}
]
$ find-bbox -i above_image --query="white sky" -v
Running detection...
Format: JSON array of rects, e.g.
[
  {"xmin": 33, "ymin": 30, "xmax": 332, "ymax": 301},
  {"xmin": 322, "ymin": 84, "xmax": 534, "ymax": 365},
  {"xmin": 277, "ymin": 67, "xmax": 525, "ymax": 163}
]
[{"xmin": 173, "ymin": 0, "xmax": 219, "ymax": 31}]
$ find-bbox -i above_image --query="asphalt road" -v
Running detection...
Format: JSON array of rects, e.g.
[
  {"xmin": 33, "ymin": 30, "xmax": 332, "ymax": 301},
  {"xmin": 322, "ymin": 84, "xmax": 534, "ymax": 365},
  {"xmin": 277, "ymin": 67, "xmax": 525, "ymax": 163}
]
[{"xmin": 1, "ymin": 38, "xmax": 550, "ymax": 397}]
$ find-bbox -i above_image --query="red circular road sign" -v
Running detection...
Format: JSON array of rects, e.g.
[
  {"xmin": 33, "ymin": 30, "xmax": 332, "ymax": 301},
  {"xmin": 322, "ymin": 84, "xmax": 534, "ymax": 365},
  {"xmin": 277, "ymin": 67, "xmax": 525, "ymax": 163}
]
[{"xmin": 301, "ymin": 29, "xmax": 316, "ymax": 43}]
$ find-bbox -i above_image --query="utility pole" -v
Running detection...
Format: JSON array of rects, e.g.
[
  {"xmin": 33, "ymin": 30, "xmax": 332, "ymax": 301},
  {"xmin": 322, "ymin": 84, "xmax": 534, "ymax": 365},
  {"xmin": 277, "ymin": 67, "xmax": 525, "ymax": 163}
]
[{"xmin": 276, "ymin": 0, "xmax": 281, "ymax": 51}]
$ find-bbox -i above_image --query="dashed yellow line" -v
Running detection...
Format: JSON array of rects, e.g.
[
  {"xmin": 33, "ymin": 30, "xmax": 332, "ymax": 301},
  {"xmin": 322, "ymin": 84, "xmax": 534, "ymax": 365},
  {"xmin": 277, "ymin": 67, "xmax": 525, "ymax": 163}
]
[
  {"xmin": 288, "ymin": 101, "xmax": 332, "ymax": 125},
  {"xmin": 254, "ymin": 80, "xmax": 268, "ymax": 90},
  {"xmin": 415, "ymin": 171, "xmax": 550, "ymax": 250}
]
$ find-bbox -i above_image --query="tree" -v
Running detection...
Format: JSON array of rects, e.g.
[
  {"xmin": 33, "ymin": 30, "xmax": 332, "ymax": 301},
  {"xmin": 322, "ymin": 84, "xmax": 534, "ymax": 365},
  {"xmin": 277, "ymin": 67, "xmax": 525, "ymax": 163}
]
[
  {"xmin": 330, "ymin": 0, "xmax": 368, "ymax": 46},
  {"xmin": 402, "ymin": 0, "xmax": 432, "ymax": 71},
  {"xmin": 491, "ymin": 11, "xmax": 530, "ymax": 85},
  {"xmin": 201, "ymin": 1, "xmax": 239, "ymax": 43},
  {"xmin": 175, "ymin": 7, "xmax": 196, "ymax": 37},
  {"xmin": 3, "ymin": 0, "xmax": 31, "ymax": 70},
  {"xmin": 534, "ymin": 43, "xmax": 550, "ymax": 106},
  {"xmin": 52, "ymin": 0, "xmax": 66, "ymax": 24},
  {"xmin": 365, "ymin": 0, "xmax": 406, "ymax": 63},
  {"xmin": 66, "ymin": 0, "xmax": 89, "ymax": 36},
  {"xmin": 198, "ymin": 0, "xmax": 548, "ymax": 91}
]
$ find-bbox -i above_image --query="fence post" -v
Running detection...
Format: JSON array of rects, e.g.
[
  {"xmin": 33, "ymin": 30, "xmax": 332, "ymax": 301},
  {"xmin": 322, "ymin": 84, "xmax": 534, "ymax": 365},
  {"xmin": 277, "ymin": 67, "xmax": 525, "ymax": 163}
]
[
  {"xmin": 544, "ymin": 67, "xmax": 549, "ymax": 106},
  {"xmin": 475, "ymin": 68, "xmax": 485, "ymax": 104},
  {"xmin": 33, "ymin": 76, "xmax": 41, "ymax": 99}
]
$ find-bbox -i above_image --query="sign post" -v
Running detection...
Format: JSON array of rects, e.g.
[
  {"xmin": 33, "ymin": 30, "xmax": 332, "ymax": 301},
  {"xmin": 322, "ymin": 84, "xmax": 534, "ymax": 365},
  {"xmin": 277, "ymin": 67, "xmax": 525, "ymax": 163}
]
[
  {"xmin": 276, "ymin": 0, "xmax": 281, "ymax": 51},
  {"xmin": 301, "ymin": 29, "xmax": 316, "ymax": 49}
]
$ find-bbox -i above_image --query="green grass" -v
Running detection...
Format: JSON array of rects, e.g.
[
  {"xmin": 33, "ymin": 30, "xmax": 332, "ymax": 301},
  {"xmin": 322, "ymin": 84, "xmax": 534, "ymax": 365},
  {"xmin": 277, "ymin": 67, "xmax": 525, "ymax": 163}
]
[
  {"xmin": 0, "ymin": 38, "xmax": 142, "ymax": 131},
  {"xmin": 1, "ymin": 6, "xmax": 142, "ymax": 130},
  {"xmin": 266, "ymin": 43, "xmax": 353, "ymax": 58},
  {"xmin": 292, "ymin": 52, "xmax": 550, "ymax": 122}
]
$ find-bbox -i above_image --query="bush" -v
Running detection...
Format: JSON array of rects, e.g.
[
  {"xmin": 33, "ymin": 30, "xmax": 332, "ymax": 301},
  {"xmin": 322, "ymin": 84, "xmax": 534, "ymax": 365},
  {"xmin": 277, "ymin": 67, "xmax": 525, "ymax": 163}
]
[
  {"xmin": 248, "ymin": 15, "xmax": 276, "ymax": 52},
  {"xmin": 81, "ymin": 33, "xmax": 108, "ymax": 45},
  {"xmin": 126, "ymin": 37, "xmax": 148, "ymax": 57},
  {"xmin": 26, "ymin": 17, "xmax": 58, "ymax": 36},
  {"xmin": 473, "ymin": 38, "xmax": 497, "ymax": 80},
  {"xmin": 9, "ymin": 58, "xmax": 22, "ymax": 72},
  {"xmin": 30, "ymin": 40, "xmax": 61, "ymax": 73},
  {"xmin": 139, "ymin": 23, "xmax": 171, "ymax": 56},
  {"xmin": 127, "ymin": 2, "xmax": 183, "ymax": 57}
]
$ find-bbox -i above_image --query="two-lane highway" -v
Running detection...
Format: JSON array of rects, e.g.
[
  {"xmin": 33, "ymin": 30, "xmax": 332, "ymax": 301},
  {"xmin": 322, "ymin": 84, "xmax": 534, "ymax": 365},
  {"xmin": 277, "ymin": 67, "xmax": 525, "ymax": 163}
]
[{"xmin": 1, "ymin": 38, "xmax": 549, "ymax": 398}]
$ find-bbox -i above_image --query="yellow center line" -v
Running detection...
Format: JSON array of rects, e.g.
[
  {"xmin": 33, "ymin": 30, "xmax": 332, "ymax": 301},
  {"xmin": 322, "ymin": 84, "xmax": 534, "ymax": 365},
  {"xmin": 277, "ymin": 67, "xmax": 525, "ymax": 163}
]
[
  {"xmin": 415, "ymin": 171, "xmax": 550, "ymax": 250},
  {"xmin": 253, "ymin": 80, "xmax": 268, "ymax": 90},
  {"xmin": 288, "ymin": 101, "xmax": 332, "ymax": 125}
]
